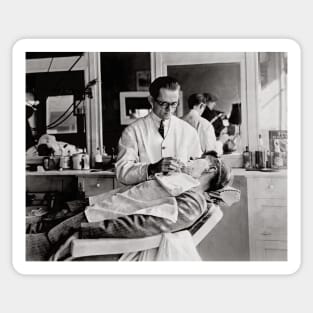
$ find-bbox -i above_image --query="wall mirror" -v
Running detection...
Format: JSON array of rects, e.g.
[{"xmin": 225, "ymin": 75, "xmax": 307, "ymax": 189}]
[
  {"xmin": 25, "ymin": 52, "xmax": 101, "ymax": 163},
  {"xmin": 153, "ymin": 52, "xmax": 248, "ymax": 156}
]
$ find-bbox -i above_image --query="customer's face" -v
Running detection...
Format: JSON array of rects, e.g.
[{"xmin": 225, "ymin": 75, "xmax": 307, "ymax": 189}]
[{"xmin": 152, "ymin": 88, "xmax": 179, "ymax": 120}]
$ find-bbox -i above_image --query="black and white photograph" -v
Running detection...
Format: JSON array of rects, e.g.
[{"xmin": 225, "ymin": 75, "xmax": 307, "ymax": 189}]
[
  {"xmin": 13, "ymin": 39, "xmax": 300, "ymax": 274},
  {"xmin": 3, "ymin": 0, "xmax": 313, "ymax": 310}
]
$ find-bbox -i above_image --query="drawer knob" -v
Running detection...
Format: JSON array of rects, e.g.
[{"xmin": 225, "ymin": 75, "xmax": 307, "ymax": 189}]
[
  {"xmin": 96, "ymin": 183, "xmax": 100, "ymax": 188},
  {"xmin": 268, "ymin": 184, "xmax": 274, "ymax": 190},
  {"xmin": 262, "ymin": 231, "xmax": 272, "ymax": 236}
]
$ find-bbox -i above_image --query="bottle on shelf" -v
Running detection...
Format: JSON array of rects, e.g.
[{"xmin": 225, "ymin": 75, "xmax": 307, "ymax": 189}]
[
  {"xmin": 266, "ymin": 150, "xmax": 271, "ymax": 168},
  {"xmin": 65, "ymin": 150, "xmax": 72, "ymax": 169},
  {"xmin": 82, "ymin": 148, "xmax": 90, "ymax": 170},
  {"xmin": 256, "ymin": 134, "xmax": 265, "ymax": 168},
  {"xmin": 59, "ymin": 147, "xmax": 66, "ymax": 171},
  {"xmin": 95, "ymin": 147, "xmax": 103, "ymax": 169},
  {"xmin": 243, "ymin": 146, "xmax": 252, "ymax": 169}
]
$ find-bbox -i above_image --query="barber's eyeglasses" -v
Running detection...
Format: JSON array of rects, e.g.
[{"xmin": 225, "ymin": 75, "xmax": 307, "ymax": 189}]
[{"xmin": 154, "ymin": 99, "xmax": 179, "ymax": 109}]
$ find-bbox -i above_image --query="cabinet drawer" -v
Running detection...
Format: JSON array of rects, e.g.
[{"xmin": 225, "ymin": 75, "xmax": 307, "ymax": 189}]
[
  {"xmin": 253, "ymin": 198, "xmax": 287, "ymax": 241},
  {"xmin": 79, "ymin": 177, "xmax": 114, "ymax": 197},
  {"xmin": 249, "ymin": 177, "xmax": 287, "ymax": 198},
  {"xmin": 254, "ymin": 240, "xmax": 287, "ymax": 261},
  {"xmin": 26, "ymin": 175, "xmax": 76, "ymax": 193}
]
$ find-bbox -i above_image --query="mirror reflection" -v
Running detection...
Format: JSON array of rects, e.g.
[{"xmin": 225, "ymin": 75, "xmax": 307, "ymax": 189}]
[{"xmin": 168, "ymin": 63, "xmax": 242, "ymax": 155}]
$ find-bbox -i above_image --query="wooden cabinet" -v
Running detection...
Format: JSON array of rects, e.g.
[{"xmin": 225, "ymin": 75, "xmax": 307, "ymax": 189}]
[
  {"xmin": 26, "ymin": 175, "xmax": 76, "ymax": 194},
  {"xmin": 247, "ymin": 173, "xmax": 287, "ymax": 261},
  {"xmin": 26, "ymin": 170, "xmax": 116, "ymax": 200},
  {"xmin": 197, "ymin": 171, "xmax": 287, "ymax": 262},
  {"xmin": 197, "ymin": 175, "xmax": 250, "ymax": 261},
  {"xmin": 78, "ymin": 176, "xmax": 116, "ymax": 197},
  {"xmin": 254, "ymin": 239, "xmax": 287, "ymax": 261}
]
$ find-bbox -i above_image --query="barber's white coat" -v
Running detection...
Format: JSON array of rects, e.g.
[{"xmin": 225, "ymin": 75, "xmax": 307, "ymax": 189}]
[
  {"xmin": 115, "ymin": 113, "xmax": 202, "ymax": 185},
  {"xmin": 182, "ymin": 109, "xmax": 216, "ymax": 153}
]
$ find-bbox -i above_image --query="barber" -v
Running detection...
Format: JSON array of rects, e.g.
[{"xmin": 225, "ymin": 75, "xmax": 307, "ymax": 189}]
[
  {"xmin": 182, "ymin": 93, "xmax": 217, "ymax": 154},
  {"xmin": 116, "ymin": 76, "xmax": 202, "ymax": 185}
]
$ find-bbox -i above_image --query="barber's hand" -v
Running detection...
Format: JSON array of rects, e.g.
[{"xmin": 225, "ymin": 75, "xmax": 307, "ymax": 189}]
[{"xmin": 148, "ymin": 157, "xmax": 183, "ymax": 176}]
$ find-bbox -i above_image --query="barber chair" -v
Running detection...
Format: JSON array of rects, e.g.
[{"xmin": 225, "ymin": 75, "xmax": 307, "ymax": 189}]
[{"xmin": 65, "ymin": 204, "xmax": 223, "ymax": 261}]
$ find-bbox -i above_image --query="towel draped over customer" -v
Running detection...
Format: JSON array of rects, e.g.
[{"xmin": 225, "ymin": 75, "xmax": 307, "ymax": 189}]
[{"xmin": 85, "ymin": 173, "xmax": 200, "ymax": 223}]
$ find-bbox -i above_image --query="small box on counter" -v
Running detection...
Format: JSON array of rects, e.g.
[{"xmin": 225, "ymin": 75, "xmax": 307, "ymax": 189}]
[{"xmin": 269, "ymin": 130, "xmax": 287, "ymax": 169}]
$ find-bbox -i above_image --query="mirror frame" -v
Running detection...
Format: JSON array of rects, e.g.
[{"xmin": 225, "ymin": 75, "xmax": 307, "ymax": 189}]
[{"xmin": 151, "ymin": 52, "xmax": 261, "ymax": 157}]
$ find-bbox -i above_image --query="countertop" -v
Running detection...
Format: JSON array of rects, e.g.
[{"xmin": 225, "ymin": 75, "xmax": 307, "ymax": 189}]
[
  {"xmin": 26, "ymin": 169, "xmax": 116, "ymax": 177},
  {"xmin": 26, "ymin": 167, "xmax": 287, "ymax": 178},
  {"xmin": 232, "ymin": 168, "xmax": 287, "ymax": 177}
]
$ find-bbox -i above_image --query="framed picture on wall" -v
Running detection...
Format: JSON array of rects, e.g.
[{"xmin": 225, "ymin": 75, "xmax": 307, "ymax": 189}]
[{"xmin": 136, "ymin": 70, "xmax": 151, "ymax": 91}]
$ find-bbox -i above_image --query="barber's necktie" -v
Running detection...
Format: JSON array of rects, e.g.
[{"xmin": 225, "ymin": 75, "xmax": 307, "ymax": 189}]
[{"xmin": 159, "ymin": 119, "xmax": 164, "ymax": 138}]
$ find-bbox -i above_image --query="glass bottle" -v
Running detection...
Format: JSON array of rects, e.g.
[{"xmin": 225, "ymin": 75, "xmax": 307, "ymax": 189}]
[
  {"xmin": 257, "ymin": 134, "xmax": 265, "ymax": 168},
  {"xmin": 243, "ymin": 146, "xmax": 252, "ymax": 169},
  {"xmin": 82, "ymin": 148, "xmax": 90, "ymax": 170},
  {"xmin": 95, "ymin": 147, "xmax": 103, "ymax": 169}
]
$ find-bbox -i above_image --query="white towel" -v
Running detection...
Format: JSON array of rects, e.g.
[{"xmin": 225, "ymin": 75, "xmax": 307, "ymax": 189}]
[
  {"xmin": 85, "ymin": 173, "xmax": 200, "ymax": 224},
  {"xmin": 154, "ymin": 172, "xmax": 200, "ymax": 196},
  {"xmin": 85, "ymin": 179, "xmax": 178, "ymax": 223},
  {"xmin": 119, "ymin": 230, "xmax": 202, "ymax": 261}
]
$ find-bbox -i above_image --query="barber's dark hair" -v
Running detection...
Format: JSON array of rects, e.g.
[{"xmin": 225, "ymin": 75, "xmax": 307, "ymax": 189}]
[
  {"xmin": 202, "ymin": 151, "xmax": 232, "ymax": 191},
  {"xmin": 203, "ymin": 92, "xmax": 218, "ymax": 102},
  {"xmin": 149, "ymin": 76, "xmax": 180, "ymax": 99},
  {"xmin": 187, "ymin": 93, "xmax": 206, "ymax": 109}
]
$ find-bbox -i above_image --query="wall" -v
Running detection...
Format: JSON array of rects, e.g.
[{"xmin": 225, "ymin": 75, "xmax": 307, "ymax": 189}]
[{"xmin": 100, "ymin": 52, "xmax": 151, "ymax": 154}]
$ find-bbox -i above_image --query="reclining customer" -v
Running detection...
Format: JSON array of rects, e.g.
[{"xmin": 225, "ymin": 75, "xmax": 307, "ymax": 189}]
[{"xmin": 26, "ymin": 152, "xmax": 232, "ymax": 261}]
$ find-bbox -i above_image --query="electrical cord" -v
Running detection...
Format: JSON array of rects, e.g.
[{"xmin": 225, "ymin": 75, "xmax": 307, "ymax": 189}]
[
  {"xmin": 43, "ymin": 53, "xmax": 96, "ymax": 129},
  {"xmin": 67, "ymin": 55, "xmax": 82, "ymax": 71},
  {"xmin": 46, "ymin": 99, "xmax": 83, "ymax": 129},
  {"xmin": 46, "ymin": 79, "xmax": 97, "ymax": 129},
  {"xmin": 47, "ymin": 57, "xmax": 54, "ymax": 72},
  {"xmin": 46, "ymin": 97, "xmax": 79, "ymax": 128}
]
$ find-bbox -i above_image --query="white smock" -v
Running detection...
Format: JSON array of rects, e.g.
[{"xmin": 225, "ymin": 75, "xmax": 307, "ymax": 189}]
[
  {"xmin": 182, "ymin": 109, "xmax": 216, "ymax": 153},
  {"xmin": 115, "ymin": 112, "xmax": 202, "ymax": 185}
]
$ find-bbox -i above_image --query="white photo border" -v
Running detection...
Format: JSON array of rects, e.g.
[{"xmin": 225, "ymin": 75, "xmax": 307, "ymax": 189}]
[{"xmin": 13, "ymin": 39, "xmax": 301, "ymax": 275}]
